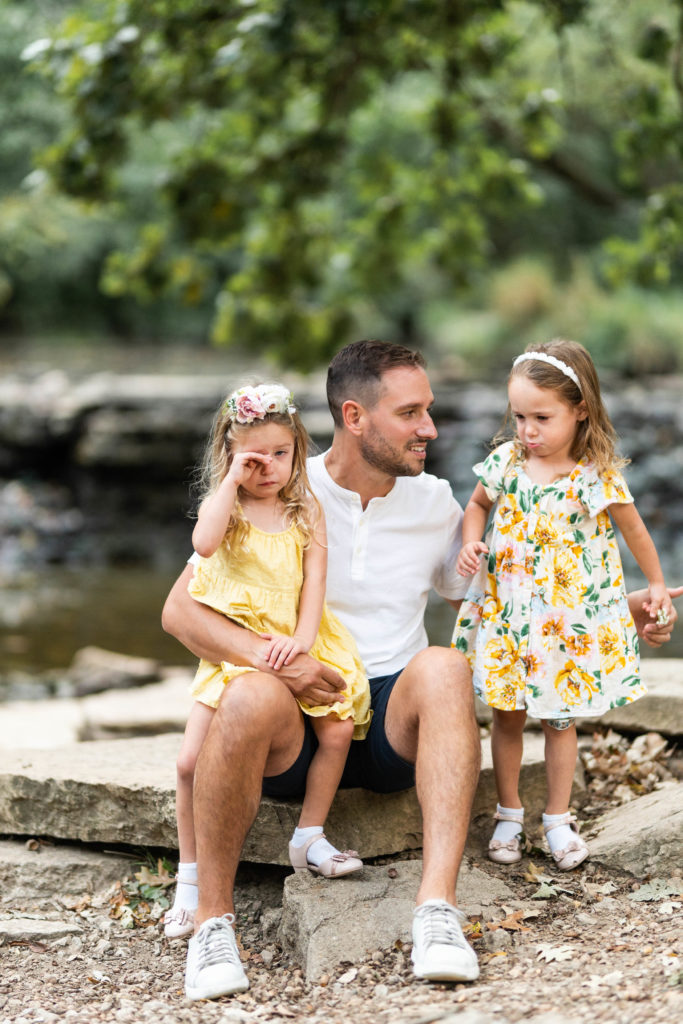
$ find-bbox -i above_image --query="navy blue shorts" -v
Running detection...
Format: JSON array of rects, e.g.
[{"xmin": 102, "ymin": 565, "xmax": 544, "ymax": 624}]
[{"xmin": 262, "ymin": 670, "xmax": 415, "ymax": 798}]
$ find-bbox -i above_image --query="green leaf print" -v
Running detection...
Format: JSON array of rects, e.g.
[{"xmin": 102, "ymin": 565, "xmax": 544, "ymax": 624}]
[
  {"xmin": 600, "ymin": 579, "xmax": 611, "ymax": 589},
  {"xmin": 521, "ymin": 623, "xmax": 529, "ymax": 636},
  {"xmin": 582, "ymin": 552, "xmax": 592, "ymax": 573},
  {"xmin": 459, "ymin": 618, "xmax": 472, "ymax": 628},
  {"xmin": 569, "ymin": 512, "xmax": 579, "ymax": 524},
  {"xmin": 509, "ymin": 475, "xmax": 518, "ymax": 494},
  {"xmin": 519, "ymin": 491, "xmax": 529, "ymax": 512},
  {"xmin": 573, "ymin": 530, "xmax": 586, "ymax": 544},
  {"xmin": 614, "ymin": 696, "xmax": 629, "ymax": 706},
  {"xmin": 528, "ymin": 685, "xmax": 542, "ymax": 697},
  {"xmin": 455, "ymin": 637, "xmax": 468, "ymax": 653},
  {"xmin": 571, "ymin": 623, "xmax": 587, "ymax": 633}
]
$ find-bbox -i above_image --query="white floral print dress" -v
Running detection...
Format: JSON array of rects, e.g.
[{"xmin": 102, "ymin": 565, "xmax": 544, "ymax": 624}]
[{"xmin": 452, "ymin": 442, "xmax": 647, "ymax": 720}]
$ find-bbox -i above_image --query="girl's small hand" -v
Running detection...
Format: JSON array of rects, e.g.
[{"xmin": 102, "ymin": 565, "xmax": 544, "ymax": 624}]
[
  {"xmin": 226, "ymin": 450, "xmax": 272, "ymax": 488},
  {"xmin": 260, "ymin": 632, "xmax": 310, "ymax": 671},
  {"xmin": 457, "ymin": 541, "xmax": 489, "ymax": 576},
  {"xmin": 643, "ymin": 582, "xmax": 673, "ymax": 624}
]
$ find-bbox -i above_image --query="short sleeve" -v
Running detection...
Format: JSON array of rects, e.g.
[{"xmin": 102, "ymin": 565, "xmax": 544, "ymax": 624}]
[
  {"xmin": 473, "ymin": 442, "xmax": 515, "ymax": 502},
  {"xmin": 575, "ymin": 465, "xmax": 634, "ymax": 518}
]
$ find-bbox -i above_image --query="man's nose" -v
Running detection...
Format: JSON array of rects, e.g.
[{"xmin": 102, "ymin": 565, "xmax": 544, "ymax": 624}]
[{"xmin": 417, "ymin": 413, "xmax": 438, "ymax": 439}]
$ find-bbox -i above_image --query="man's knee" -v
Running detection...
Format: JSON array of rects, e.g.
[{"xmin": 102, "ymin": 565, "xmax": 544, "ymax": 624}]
[
  {"xmin": 408, "ymin": 646, "xmax": 474, "ymax": 701},
  {"xmin": 215, "ymin": 672, "xmax": 298, "ymax": 734}
]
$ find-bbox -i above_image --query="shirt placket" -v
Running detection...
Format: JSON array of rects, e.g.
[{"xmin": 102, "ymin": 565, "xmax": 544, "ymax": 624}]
[{"xmin": 350, "ymin": 500, "xmax": 370, "ymax": 581}]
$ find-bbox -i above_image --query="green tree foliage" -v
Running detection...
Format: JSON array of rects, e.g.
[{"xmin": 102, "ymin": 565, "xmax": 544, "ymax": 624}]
[{"xmin": 24, "ymin": 0, "xmax": 683, "ymax": 367}]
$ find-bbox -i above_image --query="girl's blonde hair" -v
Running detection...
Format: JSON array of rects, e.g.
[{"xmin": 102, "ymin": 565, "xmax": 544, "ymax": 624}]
[
  {"xmin": 497, "ymin": 338, "xmax": 627, "ymax": 476},
  {"xmin": 195, "ymin": 385, "xmax": 320, "ymax": 549}
]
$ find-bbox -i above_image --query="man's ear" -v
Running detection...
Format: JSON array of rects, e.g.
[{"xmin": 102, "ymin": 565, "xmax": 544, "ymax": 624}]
[{"xmin": 341, "ymin": 399, "xmax": 364, "ymax": 435}]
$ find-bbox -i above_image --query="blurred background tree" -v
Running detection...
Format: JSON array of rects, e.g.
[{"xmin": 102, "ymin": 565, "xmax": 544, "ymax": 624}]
[{"xmin": 5, "ymin": 0, "xmax": 683, "ymax": 370}]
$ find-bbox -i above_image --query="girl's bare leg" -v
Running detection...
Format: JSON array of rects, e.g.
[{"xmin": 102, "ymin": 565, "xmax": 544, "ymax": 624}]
[
  {"xmin": 491, "ymin": 708, "xmax": 526, "ymax": 808},
  {"xmin": 176, "ymin": 701, "xmax": 216, "ymax": 862},
  {"xmin": 298, "ymin": 715, "xmax": 354, "ymax": 827},
  {"xmin": 541, "ymin": 720, "xmax": 578, "ymax": 815}
]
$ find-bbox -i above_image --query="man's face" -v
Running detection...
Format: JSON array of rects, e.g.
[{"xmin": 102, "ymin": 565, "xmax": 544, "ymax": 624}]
[{"xmin": 359, "ymin": 366, "xmax": 437, "ymax": 477}]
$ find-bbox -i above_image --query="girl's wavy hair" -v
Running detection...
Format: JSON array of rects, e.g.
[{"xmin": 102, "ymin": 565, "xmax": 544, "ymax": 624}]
[
  {"xmin": 194, "ymin": 388, "xmax": 320, "ymax": 549},
  {"xmin": 495, "ymin": 338, "xmax": 627, "ymax": 476}
]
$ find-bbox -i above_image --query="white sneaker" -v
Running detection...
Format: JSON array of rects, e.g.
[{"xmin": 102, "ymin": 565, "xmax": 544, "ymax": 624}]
[
  {"xmin": 411, "ymin": 899, "xmax": 479, "ymax": 982},
  {"xmin": 184, "ymin": 914, "xmax": 249, "ymax": 1000}
]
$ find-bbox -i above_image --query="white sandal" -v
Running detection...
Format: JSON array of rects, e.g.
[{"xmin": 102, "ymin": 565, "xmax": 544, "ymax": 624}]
[
  {"xmin": 163, "ymin": 879, "xmax": 197, "ymax": 938},
  {"xmin": 488, "ymin": 809, "xmax": 525, "ymax": 864},
  {"xmin": 288, "ymin": 834, "xmax": 363, "ymax": 878},
  {"xmin": 545, "ymin": 813, "xmax": 589, "ymax": 871}
]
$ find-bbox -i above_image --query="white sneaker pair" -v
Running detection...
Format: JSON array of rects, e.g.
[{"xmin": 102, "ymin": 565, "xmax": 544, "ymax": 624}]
[
  {"xmin": 411, "ymin": 899, "xmax": 479, "ymax": 982},
  {"xmin": 185, "ymin": 914, "xmax": 249, "ymax": 1000},
  {"xmin": 185, "ymin": 899, "xmax": 478, "ymax": 999}
]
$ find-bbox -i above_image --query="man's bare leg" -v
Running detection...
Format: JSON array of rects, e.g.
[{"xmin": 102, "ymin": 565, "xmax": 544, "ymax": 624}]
[
  {"xmin": 383, "ymin": 647, "xmax": 481, "ymax": 983},
  {"xmin": 384, "ymin": 646, "xmax": 480, "ymax": 906},
  {"xmin": 193, "ymin": 672, "xmax": 305, "ymax": 924}
]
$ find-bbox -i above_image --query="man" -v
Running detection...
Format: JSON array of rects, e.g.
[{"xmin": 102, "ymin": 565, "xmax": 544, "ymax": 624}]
[{"xmin": 162, "ymin": 340, "xmax": 679, "ymax": 1000}]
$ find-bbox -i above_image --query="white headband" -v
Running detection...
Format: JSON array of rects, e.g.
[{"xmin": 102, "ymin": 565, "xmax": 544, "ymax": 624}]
[{"xmin": 513, "ymin": 352, "xmax": 581, "ymax": 393}]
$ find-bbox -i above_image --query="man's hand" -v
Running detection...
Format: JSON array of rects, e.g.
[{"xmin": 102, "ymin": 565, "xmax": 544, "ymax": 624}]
[
  {"xmin": 253, "ymin": 640, "xmax": 346, "ymax": 706},
  {"xmin": 628, "ymin": 585, "xmax": 682, "ymax": 648}
]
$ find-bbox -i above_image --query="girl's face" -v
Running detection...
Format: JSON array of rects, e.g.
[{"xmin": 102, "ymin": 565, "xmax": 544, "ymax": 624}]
[
  {"xmin": 508, "ymin": 376, "xmax": 586, "ymax": 464},
  {"xmin": 231, "ymin": 421, "xmax": 296, "ymax": 501}
]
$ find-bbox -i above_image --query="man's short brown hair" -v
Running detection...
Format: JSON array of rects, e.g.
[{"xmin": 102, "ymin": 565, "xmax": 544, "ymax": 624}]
[{"xmin": 326, "ymin": 340, "xmax": 426, "ymax": 428}]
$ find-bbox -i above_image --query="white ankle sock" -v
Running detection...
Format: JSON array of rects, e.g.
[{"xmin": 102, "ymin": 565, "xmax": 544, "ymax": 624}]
[
  {"xmin": 291, "ymin": 826, "xmax": 340, "ymax": 868},
  {"xmin": 173, "ymin": 861, "xmax": 198, "ymax": 911},
  {"xmin": 543, "ymin": 812, "xmax": 574, "ymax": 853},
  {"xmin": 492, "ymin": 804, "xmax": 524, "ymax": 843}
]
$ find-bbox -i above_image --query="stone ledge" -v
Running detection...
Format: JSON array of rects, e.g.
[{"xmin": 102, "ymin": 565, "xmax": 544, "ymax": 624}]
[{"xmin": 0, "ymin": 733, "xmax": 583, "ymax": 864}]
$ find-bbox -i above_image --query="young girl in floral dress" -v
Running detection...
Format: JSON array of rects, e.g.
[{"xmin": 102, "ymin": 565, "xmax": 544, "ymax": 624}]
[
  {"xmin": 164, "ymin": 383, "xmax": 371, "ymax": 938},
  {"xmin": 452, "ymin": 339, "xmax": 672, "ymax": 870}
]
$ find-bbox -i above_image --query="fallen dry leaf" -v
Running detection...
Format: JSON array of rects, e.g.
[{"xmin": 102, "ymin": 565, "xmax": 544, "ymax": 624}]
[
  {"xmin": 487, "ymin": 910, "xmax": 530, "ymax": 933},
  {"xmin": 536, "ymin": 943, "xmax": 575, "ymax": 963}
]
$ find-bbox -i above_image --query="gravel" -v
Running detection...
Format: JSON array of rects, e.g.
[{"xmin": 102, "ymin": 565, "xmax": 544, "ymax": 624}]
[{"xmin": 1, "ymin": 854, "xmax": 681, "ymax": 1024}]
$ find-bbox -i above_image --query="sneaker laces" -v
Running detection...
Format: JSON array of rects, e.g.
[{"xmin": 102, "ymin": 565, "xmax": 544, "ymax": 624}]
[
  {"xmin": 196, "ymin": 914, "xmax": 242, "ymax": 969},
  {"xmin": 418, "ymin": 903, "xmax": 468, "ymax": 950}
]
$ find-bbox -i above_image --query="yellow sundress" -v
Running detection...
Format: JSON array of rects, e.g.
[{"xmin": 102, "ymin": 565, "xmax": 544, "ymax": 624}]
[{"xmin": 188, "ymin": 522, "xmax": 372, "ymax": 739}]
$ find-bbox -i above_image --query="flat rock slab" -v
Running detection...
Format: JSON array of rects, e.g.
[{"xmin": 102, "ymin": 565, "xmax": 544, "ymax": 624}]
[
  {"xmin": 0, "ymin": 840, "xmax": 135, "ymax": 908},
  {"xmin": 0, "ymin": 918, "xmax": 83, "ymax": 942},
  {"xmin": 474, "ymin": 658, "xmax": 683, "ymax": 736},
  {"xmin": 279, "ymin": 859, "xmax": 515, "ymax": 981},
  {"xmin": 587, "ymin": 780, "xmax": 683, "ymax": 877},
  {"xmin": 0, "ymin": 733, "xmax": 573, "ymax": 863},
  {"xmin": 0, "ymin": 673, "xmax": 193, "ymax": 749}
]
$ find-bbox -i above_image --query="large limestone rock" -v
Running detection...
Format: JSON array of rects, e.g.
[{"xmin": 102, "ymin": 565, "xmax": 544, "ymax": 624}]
[
  {"xmin": 588, "ymin": 781, "xmax": 683, "ymax": 876},
  {"xmin": 0, "ymin": 732, "xmax": 573, "ymax": 862},
  {"xmin": 0, "ymin": 840, "xmax": 135, "ymax": 908},
  {"xmin": 279, "ymin": 859, "xmax": 514, "ymax": 981},
  {"xmin": 0, "ymin": 736, "xmax": 422, "ymax": 862}
]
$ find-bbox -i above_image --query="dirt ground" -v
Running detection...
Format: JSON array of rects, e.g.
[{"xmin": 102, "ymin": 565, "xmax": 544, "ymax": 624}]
[
  {"xmin": 2, "ymin": 729, "xmax": 681, "ymax": 1024},
  {"xmin": 1, "ymin": 848, "xmax": 681, "ymax": 1024}
]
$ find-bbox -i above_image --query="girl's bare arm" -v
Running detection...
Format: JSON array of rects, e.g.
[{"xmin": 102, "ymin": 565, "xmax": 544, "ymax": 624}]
[{"xmin": 609, "ymin": 502, "xmax": 672, "ymax": 618}]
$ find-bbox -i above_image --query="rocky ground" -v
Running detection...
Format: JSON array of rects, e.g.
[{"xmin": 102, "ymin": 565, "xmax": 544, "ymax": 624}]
[
  {"xmin": 2, "ymin": 726, "xmax": 682, "ymax": 1024},
  {"xmin": 1, "ymin": 845, "xmax": 681, "ymax": 1024}
]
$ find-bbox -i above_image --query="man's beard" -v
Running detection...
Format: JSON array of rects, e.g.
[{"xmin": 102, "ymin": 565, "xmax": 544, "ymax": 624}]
[{"xmin": 360, "ymin": 428, "xmax": 424, "ymax": 477}]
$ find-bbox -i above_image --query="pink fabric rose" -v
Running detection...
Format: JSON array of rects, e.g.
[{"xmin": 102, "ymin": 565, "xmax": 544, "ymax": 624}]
[{"xmin": 234, "ymin": 390, "xmax": 265, "ymax": 423}]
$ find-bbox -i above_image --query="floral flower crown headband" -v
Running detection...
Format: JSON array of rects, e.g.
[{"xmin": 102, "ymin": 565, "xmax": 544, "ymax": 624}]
[
  {"xmin": 223, "ymin": 383, "xmax": 297, "ymax": 424},
  {"xmin": 513, "ymin": 352, "xmax": 582, "ymax": 393}
]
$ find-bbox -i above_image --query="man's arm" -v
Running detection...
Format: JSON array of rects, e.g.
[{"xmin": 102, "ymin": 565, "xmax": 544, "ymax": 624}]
[
  {"xmin": 628, "ymin": 585, "xmax": 683, "ymax": 647},
  {"xmin": 161, "ymin": 565, "xmax": 345, "ymax": 705}
]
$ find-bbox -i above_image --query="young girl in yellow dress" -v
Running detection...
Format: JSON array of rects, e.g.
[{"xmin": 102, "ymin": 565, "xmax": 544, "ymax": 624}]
[
  {"xmin": 164, "ymin": 383, "xmax": 371, "ymax": 938},
  {"xmin": 452, "ymin": 339, "xmax": 672, "ymax": 872}
]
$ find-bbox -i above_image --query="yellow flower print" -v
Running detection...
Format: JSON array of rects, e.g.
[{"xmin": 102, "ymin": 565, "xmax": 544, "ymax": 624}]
[
  {"xmin": 554, "ymin": 660, "xmax": 600, "ymax": 707},
  {"xmin": 495, "ymin": 545, "xmax": 523, "ymax": 579},
  {"xmin": 602, "ymin": 470, "xmax": 629, "ymax": 503},
  {"xmin": 533, "ymin": 515, "xmax": 559, "ymax": 546},
  {"xmin": 524, "ymin": 651, "xmax": 545, "ymax": 679},
  {"xmin": 539, "ymin": 611, "xmax": 567, "ymax": 647},
  {"xmin": 482, "ymin": 574, "xmax": 503, "ymax": 622},
  {"xmin": 544, "ymin": 549, "xmax": 586, "ymax": 608},
  {"xmin": 565, "ymin": 633, "xmax": 593, "ymax": 658},
  {"xmin": 484, "ymin": 677, "xmax": 521, "ymax": 710},
  {"xmin": 598, "ymin": 624, "xmax": 627, "ymax": 675},
  {"xmin": 497, "ymin": 494, "xmax": 526, "ymax": 542}
]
